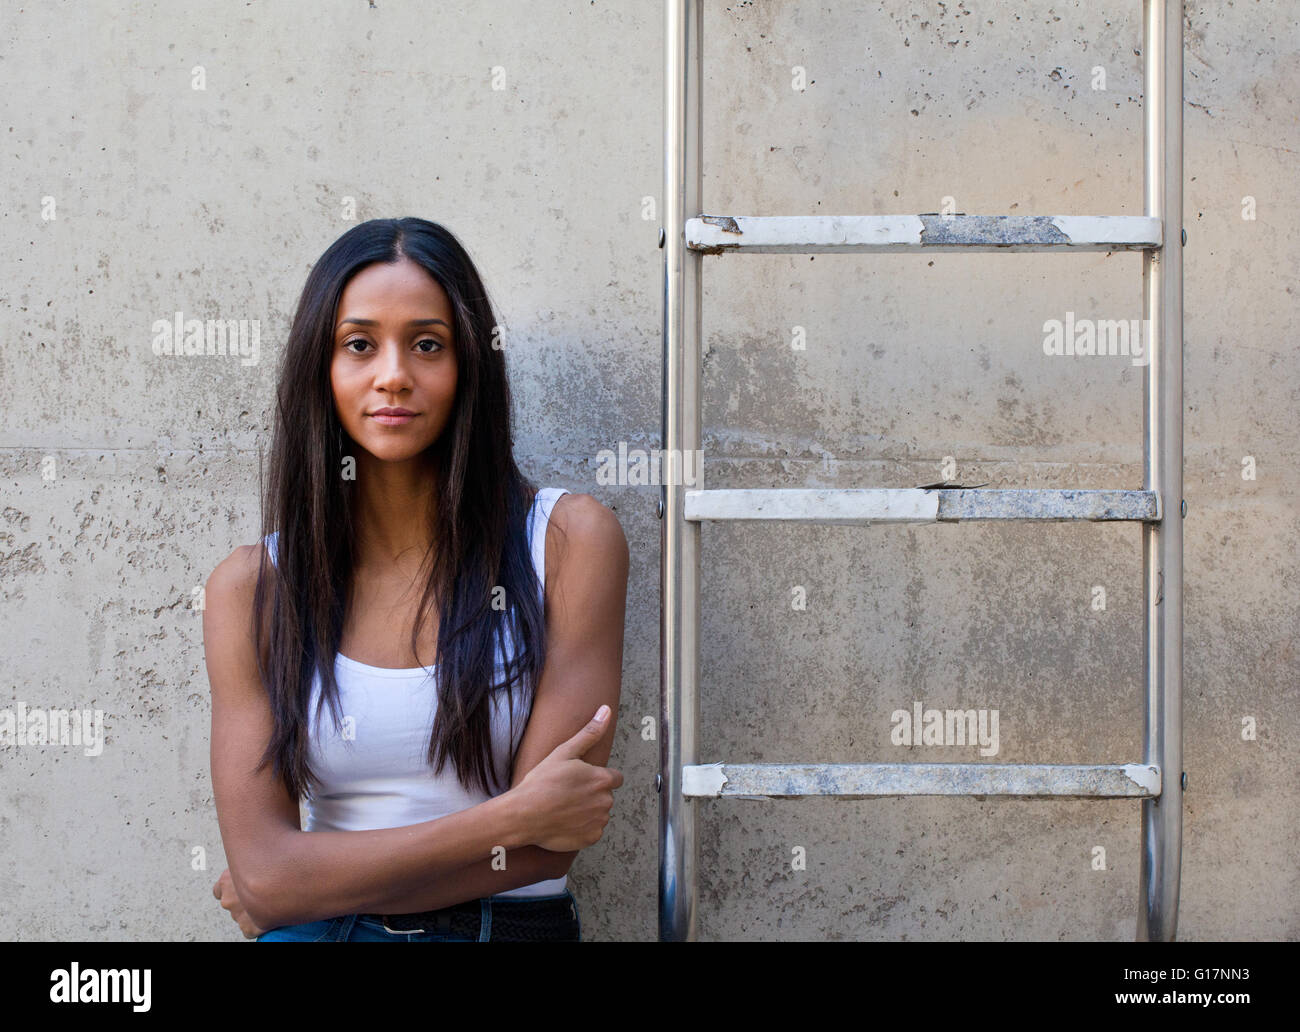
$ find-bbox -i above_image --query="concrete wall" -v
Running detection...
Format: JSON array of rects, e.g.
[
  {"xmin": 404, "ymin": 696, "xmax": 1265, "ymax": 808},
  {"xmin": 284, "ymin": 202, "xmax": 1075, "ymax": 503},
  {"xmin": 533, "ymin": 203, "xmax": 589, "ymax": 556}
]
[{"xmin": 0, "ymin": 1, "xmax": 1294, "ymax": 941}]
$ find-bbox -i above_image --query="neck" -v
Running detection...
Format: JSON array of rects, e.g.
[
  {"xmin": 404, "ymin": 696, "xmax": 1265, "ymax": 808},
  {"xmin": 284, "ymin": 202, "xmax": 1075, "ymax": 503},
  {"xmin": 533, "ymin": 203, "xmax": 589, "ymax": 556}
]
[{"xmin": 352, "ymin": 449, "xmax": 440, "ymax": 573}]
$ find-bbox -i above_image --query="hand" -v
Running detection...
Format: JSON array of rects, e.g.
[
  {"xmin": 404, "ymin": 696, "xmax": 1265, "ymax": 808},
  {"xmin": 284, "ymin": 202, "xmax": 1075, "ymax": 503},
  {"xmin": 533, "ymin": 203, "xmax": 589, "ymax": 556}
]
[
  {"xmin": 512, "ymin": 706, "xmax": 624, "ymax": 852},
  {"xmin": 213, "ymin": 868, "xmax": 265, "ymax": 939}
]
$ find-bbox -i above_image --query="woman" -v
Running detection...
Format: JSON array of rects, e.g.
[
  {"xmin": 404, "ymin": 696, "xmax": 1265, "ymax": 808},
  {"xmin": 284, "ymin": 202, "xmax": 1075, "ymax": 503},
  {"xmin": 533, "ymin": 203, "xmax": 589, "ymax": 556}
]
[{"xmin": 204, "ymin": 217, "xmax": 628, "ymax": 941}]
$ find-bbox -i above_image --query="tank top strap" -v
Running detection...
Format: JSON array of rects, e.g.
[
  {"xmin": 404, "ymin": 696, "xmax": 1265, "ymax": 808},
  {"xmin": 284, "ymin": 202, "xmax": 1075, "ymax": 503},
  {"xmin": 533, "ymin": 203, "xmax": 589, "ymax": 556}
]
[
  {"xmin": 263, "ymin": 530, "xmax": 279, "ymax": 568},
  {"xmin": 529, "ymin": 487, "xmax": 571, "ymax": 601}
]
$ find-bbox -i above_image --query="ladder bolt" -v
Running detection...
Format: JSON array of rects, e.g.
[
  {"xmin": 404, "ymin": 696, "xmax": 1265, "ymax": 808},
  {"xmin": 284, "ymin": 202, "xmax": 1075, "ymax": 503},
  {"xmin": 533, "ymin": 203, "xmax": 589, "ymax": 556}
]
[
  {"xmin": 1181, "ymin": 227, "xmax": 1187, "ymax": 246},
  {"xmin": 657, "ymin": 498, "xmax": 664, "ymax": 519},
  {"xmin": 1181, "ymin": 498, "xmax": 1187, "ymax": 518},
  {"xmin": 658, "ymin": 227, "xmax": 666, "ymax": 248},
  {"xmin": 655, "ymin": 773, "xmax": 662, "ymax": 793},
  {"xmin": 1181, "ymin": 771, "xmax": 1187, "ymax": 791}
]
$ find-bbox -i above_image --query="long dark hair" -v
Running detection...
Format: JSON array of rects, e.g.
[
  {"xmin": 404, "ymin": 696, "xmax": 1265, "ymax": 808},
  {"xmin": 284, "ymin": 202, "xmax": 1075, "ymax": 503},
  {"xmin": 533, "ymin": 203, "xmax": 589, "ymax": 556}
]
[{"xmin": 251, "ymin": 217, "xmax": 553, "ymax": 802}]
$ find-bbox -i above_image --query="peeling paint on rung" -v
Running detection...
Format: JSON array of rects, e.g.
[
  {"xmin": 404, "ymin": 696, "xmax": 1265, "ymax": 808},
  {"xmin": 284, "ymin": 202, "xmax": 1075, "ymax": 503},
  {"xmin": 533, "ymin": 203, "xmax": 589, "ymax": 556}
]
[
  {"xmin": 681, "ymin": 763, "xmax": 1162, "ymax": 799},
  {"xmin": 920, "ymin": 214, "xmax": 1073, "ymax": 246},
  {"xmin": 683, "ymin": 488, "xmax": 1159, "ymax": 524},
  {"xmin": 1121, "ymin": 763, "xmax": 1163, "ymax": 795},
  {"xmin": 684, "ymin": 214, "xmax": 1162, "ymax": 254},
  {"xmin": 698, "ymin": 214, "xmax": 741, "ymax": 236},
  {"xmin": 936, "ymin": 489, "xmax": 1160, "ymax": 522},
  {"xmin": 681, "ymin": 762, "xmax": 728, "ymax": 797},
  {"xmin": 918, "ymin": 215, "xmax": 1162, "ymax": 248}
]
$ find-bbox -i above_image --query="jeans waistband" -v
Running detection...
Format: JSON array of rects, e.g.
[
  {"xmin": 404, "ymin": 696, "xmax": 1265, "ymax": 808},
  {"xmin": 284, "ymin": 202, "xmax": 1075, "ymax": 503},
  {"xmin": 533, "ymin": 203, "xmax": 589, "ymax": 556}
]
[{"xmin": 363, "ymin": 890, "xmax": 578, "ymax": 938}]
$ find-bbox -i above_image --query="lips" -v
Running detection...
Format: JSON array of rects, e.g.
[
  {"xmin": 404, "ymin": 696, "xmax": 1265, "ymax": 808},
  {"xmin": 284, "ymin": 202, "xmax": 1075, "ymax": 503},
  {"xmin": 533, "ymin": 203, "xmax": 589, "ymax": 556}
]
[{"xmin": 369, "ymin": 408, "xmax": 417, "ymax": 426}]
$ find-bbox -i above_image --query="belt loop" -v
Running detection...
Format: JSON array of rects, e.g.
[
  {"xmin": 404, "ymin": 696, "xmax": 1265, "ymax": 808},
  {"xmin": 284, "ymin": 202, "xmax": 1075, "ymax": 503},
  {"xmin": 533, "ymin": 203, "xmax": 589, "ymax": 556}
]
[
  {"xmin": 478, "ymin": 898, "xmax": 492, "ymax": 941},
  {"xmin": 335, "ymin": 914, "xmax": 358, "ymax": 941}
]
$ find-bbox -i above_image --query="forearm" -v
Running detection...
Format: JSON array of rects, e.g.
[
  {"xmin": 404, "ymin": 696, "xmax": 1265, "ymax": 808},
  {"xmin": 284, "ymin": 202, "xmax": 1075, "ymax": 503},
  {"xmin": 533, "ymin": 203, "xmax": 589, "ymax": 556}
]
[
  {"xmin": 250, "ymin": 791, "xmax": 530, "ymax": 928},
  {"xmin": 372, "ymin": 846, "xmax": 579, "ymax": 913}
]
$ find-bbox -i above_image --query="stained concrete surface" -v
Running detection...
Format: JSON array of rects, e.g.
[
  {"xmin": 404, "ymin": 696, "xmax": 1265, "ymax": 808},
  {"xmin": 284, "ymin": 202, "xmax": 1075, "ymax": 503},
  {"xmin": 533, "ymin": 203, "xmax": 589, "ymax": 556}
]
[{"xmin": 0, "ymin": 1, "xmax": 1295, "ymax": 941}]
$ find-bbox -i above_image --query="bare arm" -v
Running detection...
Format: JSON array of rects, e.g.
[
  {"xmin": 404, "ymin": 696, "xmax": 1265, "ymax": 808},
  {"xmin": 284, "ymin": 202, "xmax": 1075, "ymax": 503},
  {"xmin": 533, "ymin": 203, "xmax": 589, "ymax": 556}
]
[
  {"xmin": 364, "ymin": 494, "xmax": 630, "ymax": 911},
  {"xmin": 206, "ymin": 544, "xmax": 537, "ymax": 929},
  {"xmin": 361, "ymin": 846, "xmax": 568, "ymax": 912},
  {"xmin": 506, "ymin": 493, "xmax": 628, "ymax": 875}
]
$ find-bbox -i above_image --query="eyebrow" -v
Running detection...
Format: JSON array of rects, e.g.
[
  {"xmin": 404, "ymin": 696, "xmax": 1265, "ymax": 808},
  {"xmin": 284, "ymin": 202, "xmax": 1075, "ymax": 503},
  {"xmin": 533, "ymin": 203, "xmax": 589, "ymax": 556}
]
[{"xmin": 338, "ymin": 318, "xmax": 451, "ymax": 328}]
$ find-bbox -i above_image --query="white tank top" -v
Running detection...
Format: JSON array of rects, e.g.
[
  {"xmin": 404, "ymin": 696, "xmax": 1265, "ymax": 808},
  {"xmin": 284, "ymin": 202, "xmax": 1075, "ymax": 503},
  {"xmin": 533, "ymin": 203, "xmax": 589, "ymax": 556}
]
[{"xmin": 263, "ymin": 486, "xmax": 570, "ymax": 898}]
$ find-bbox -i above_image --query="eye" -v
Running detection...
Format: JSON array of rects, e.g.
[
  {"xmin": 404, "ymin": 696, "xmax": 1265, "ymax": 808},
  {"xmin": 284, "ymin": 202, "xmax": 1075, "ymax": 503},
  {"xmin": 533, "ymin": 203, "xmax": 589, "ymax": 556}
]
[
  {"xmin": 341, "ymin": 336, "xmax": 369, "ymax": 353},
  {"xmin": 414, "ymin": 337, "xmax": 445, "ymax": 354}
]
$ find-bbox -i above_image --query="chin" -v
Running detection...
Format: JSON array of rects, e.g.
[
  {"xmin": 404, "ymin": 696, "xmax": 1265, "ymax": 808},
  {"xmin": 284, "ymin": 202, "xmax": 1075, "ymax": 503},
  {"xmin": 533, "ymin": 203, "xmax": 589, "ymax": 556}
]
[{"xmin": 363, "ymin": 441, "xmax": 435, "ymax": 462}]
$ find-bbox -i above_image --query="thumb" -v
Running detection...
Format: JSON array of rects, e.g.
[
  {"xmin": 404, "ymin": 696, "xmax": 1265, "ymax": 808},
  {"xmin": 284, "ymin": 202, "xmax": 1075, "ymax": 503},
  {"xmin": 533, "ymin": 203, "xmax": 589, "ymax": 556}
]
[{"xmin": 549, "ymin": 705, "xmax": 611, "ymax": 761}]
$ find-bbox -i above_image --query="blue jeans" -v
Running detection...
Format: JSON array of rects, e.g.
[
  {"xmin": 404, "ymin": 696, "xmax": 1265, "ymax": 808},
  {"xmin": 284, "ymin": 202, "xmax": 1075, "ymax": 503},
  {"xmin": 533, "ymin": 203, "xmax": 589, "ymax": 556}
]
[{"xmin": 256, "ymin": 889, "xmax": 581, "ymax": 942}]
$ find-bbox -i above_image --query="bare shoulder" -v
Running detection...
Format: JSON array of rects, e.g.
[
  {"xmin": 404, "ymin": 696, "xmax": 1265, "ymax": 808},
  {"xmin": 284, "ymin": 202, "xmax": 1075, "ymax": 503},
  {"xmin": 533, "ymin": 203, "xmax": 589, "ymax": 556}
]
[
  {"xmin": 205, "ymin": 541, "xmax": 269, "ymax": 605},
  {"xmin": 203, "ymin": 542, "xmax": 275, "ymax": 689},
  {"xmin": 548, "ymin": 492, "xmax": 629, "ymax": 568},
  {"xmin": 541, "ymin": 493, "xmax": 629, "ymax": 649}
]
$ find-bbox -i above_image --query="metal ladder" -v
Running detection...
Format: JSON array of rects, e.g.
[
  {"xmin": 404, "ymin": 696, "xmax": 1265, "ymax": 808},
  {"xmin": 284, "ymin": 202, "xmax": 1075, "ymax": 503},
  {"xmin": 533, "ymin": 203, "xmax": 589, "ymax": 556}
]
[{"xmin": 658, "ymin": 0, "xmax": 1184, "ymax": 941}]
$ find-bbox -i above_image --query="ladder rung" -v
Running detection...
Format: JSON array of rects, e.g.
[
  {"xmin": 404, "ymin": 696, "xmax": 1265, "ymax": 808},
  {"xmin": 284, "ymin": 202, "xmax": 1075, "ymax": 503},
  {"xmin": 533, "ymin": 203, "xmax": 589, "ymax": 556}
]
[
  {"xmin": 684, "ymin": 488, "xmax": 1160, "ymax": 524},
  {"xmin": 686, "ymin": 214, "xmax": 1163, "ymax": 254},
  {"xmin": 683, "ymin": 762, "xmax": 1162, "ymax": 799}
]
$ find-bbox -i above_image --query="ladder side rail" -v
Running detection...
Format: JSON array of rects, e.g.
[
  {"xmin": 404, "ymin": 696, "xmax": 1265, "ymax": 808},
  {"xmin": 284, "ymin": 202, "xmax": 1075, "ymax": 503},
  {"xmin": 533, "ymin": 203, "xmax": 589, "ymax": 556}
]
[
  {"xmin": 660, "ymin": 0, "xmax": 704, "ymax": 943},
  {"xmin": 1138, "ymin": 0, "xmax": 1185, "ymax": 943}
]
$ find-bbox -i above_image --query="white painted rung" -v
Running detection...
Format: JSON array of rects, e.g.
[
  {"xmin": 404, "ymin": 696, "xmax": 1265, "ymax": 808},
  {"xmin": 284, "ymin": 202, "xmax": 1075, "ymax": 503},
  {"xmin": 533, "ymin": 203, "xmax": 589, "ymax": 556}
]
[
  {"xmin": 686, "ymin": 214, "xmax": 1163, "ymax": 254},
  {"xmin": 684, "ymin": 488, "xmax": 1160, "ymax": 524},
  {"xmin": 683, "ymin": 762, "xmax": 1162, "ymax": 799}
]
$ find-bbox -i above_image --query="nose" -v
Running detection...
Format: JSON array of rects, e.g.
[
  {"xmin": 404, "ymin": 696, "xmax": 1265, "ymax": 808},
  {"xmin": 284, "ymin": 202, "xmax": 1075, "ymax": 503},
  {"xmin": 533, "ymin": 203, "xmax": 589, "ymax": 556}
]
[{"xmin": 371, "ymin": 340, "xmax": 413, "ymax": 395}]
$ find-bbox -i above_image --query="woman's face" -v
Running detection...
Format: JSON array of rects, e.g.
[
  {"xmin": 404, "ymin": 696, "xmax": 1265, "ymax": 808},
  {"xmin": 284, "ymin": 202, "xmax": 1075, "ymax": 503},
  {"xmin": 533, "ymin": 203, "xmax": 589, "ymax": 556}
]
[{"xmin": 330, "ymin": 257, "xmax": 459, "ymax": 464}]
